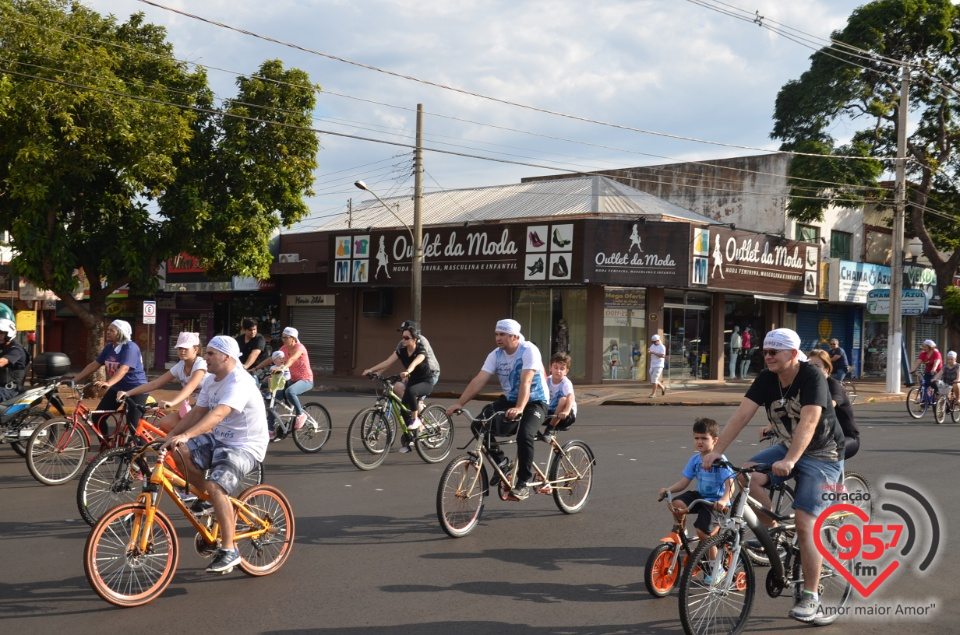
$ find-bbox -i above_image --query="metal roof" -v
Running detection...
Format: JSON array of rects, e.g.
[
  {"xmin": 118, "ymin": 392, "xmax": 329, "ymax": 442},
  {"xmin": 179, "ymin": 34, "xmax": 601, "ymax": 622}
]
[{"xmin": 316, "ymin": 176, "xmax": 719, "ymax": 231}]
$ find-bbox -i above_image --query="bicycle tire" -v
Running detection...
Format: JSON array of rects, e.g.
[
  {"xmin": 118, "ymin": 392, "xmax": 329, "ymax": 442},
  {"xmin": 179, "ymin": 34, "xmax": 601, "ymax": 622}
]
[
  {"xmin": 9, "ymin": 408, "xmax": 51, "ymax": 457},
  {"xmin": 292, "ymin": 402, "xmax": 332, "ymax": 453},
  {"xmin": 436, "ymin": 453, "xmax": 488, "ymax": 538},
  {"xmin": 414, "ymin": 404, "xmax": 455, "ymax": 464},
  {"xmin": 235, "ymin": 484, "xmax": 296, "ymax": 576},
  {"xmin": 549, "ymin": 440, "xmax": 594, "ymax": 514},
  {"xmin": 346, "ymin": 407, "xmax": 392, "ymax": 470},
  {"xmin": 841, "ymin": 379, "xmax": 856, "ymax": 401},
  {"xmin": 796, "ymin": 522, "xmax": 852, "ymax": 626},
  {"xmin": 26, "ymin": 418, "xmax": 89, "ymax": 485},
  {"xmin": 935, "ymin": 396, "xmax": 947, "ymax": 424},
  {"xmin": 645, "ymin": 543, "xmax": 683, "ymax": 597},
  {"xmin": 842, "ymin": 470, "xmax": 874, "ymax": 518},
  {"xmin": 905, "ymin": 387, "xmax": 927, "ymax": 419},
  {"xmin": 679, "ymin": 530, "xmax": 755, "ymax": 635},
  {"xmin": 952, "ymin": 399, "xmax": 960, "ymax": 424},
  {"xmin": 239, "ymin": 460, "xmax": 265, "ymax": 492},
  {"xmin": 84, "ymin": 503, "xmax": 179, "ymax": 607},
  {"xmin": 744, "ymin": 483, "xmax": 795, "ymax": 567},
  {"xmin": 77, "ymin": 446, "xmax": 150, "ymax": 526}
]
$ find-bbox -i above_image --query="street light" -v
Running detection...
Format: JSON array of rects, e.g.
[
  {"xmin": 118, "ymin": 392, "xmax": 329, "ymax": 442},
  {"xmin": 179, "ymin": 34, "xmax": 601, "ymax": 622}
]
[{"xmin": 353, "ymin": 180, "xmax": 423, "ymax": 325}]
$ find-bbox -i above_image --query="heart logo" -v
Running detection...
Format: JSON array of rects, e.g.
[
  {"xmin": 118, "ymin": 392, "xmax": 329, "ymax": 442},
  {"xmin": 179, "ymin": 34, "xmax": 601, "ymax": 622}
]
[{"xmin": 814, "ymin": 504, "xmax": 899, "ymax": 598}]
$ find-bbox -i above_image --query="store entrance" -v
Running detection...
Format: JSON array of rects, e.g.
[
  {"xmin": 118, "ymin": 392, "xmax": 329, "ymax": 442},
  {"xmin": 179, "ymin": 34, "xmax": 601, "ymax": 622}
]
[{"xmin": 663, "ymin": 304, "xmax": 711, "ymax": 382}]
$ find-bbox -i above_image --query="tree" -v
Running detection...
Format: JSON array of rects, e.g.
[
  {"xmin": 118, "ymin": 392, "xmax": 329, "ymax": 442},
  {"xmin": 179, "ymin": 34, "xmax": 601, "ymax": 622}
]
[
  {"xmin": 0, "ymin": 0, "xmax": 319, "ymax": 362},
  {"xmin": 771, "ymin": 0, "xmax": 960, "ymax": 341}
]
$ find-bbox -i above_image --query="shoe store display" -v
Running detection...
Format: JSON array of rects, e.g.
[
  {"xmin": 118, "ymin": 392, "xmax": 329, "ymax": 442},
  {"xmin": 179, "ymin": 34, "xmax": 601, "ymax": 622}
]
[
  {"xmin": 527, "ymin": 257, "xmax": 544, "ymax": 276},
  {"xmin": 552, "ymin": 255, "xmax": 569, "ymax": 277},
  {"xmin": 552, "ymin": 227, "xmax": 571, "ymax": 248},
  {"xmin": 529, "ymin": 231, "xmax": 545, "ymax": 247}
]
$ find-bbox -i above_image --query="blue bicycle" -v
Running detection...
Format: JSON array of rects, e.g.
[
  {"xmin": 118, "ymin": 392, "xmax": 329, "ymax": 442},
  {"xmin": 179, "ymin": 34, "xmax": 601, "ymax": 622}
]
[{"xmin": 906, "ymin": 371, "xmax": 939, "ymax": 419}]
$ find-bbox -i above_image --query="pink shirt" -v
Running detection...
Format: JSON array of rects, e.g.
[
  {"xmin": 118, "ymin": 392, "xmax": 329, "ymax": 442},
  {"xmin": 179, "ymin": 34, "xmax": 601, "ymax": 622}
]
[{"xmin": 284, "ymin": 342, "xmax": 313, "ymax": 383}]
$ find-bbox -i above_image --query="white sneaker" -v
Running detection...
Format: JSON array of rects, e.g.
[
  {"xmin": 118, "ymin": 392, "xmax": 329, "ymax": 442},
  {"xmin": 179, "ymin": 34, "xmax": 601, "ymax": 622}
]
[
  {"xmin": 399, "ymin": 444, "xmax": 412, "ymax": 453},
  {"xmin": 408, "ymin": 418, "xmax": 422, "ymax": 430}
]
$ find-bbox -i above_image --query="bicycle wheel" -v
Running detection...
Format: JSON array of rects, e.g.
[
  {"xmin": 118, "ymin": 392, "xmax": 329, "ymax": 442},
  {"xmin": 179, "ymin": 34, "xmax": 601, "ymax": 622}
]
[
  {"xmin": 797, "ymin": 522, "xmax": 852, "ymax": 626},
  {"xmin": 437, "ymin": 454, "xmax": 488, "ymax": 538},
  {"xmin": 842, "ymin": 379, "xmax": 856, "ymax": 401},
  {"xmin": 26, "ymin": 418, "xmax": 88, "ymax": 485},
  {"xmin": 935, "ymin": 396, "xmax": 947, "ymax": 424},
  {"xmin": 905, "ymin": 387, "xmax": 927, "ymax": 419},
  {"xmin": 679, "ymin": 531, "xmax": 754, "ymax": 635},
  {"xmin": 77, "ymin": 446, "xmax": 150, "ymax": 526},
  {"xmin": 235, "ymin": 484, "xmax": 295, "ymax": 576},
  {"xmin": 84, "ymin": 503, "xmax": 179, "ymax": 607},
  {"xmin": 744, "ymin": 484, "xmax": 795, "ymax": 566},
  {"xmin": 952, "ymin": 399, "xmax": 960, "ymax": 423},
  {"xmin": 645, "ymin": 543, "xmax": 683, "ymax": 597},
  {"xmin": 8, "ymin": 407, "xmax": 52, "ymax": 457},
  {"xmin": 292, "ymin": 402, "xmax": 332, "ymax": 453},
  {"xmin": 842, "ymin": 470, "xmax": 874, "ymax": 518},
  {"xmin": 549, "ymin": 440, "xmax": 594, "ymax": 514},
  {"xmin": 414, "ymin": 404, "xmax": 455, "ymax": 463},
  {"xmin": 239, "ymin": 461, "xmax": 265, "ymax": 492},
  {"xmin": 347, "ymin": 407, "xmax": 392, "ymax": 470}
]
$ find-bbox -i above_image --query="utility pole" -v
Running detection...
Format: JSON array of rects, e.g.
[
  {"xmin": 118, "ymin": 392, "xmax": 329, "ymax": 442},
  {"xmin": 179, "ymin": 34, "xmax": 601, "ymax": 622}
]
[
  {"xmin": 886, "ymin": 62, "xmax": 909, "ymax": 394},
  {"xmin": 347, "ymin": 198, "xmax": 352, "ymax": 229},
  {"xmin": 412, "ymin": 104, "xmax": 424, "ymax": 327}
]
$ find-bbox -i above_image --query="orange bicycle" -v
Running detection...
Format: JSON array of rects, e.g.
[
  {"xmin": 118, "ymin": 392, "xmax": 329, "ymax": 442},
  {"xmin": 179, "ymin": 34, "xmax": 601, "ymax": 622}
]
[{"xmin": 84, "ymin": 442, "xmax": 294, "ymax": 607}]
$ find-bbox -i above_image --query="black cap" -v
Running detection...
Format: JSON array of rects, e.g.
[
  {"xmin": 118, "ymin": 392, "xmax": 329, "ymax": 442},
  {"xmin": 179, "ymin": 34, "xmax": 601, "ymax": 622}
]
[{"xmin": 398, "ymin": 320, "xmax": 418, "ymax": 332}]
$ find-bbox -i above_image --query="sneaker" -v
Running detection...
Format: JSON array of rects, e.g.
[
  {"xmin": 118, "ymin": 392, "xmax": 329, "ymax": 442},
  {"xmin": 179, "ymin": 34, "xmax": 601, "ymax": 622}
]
[
  {"xmin": 269, "ymin": 429, "xmax": 277, "ymax": 441},
  {"xmin": 507, "ymin": 486, "xmax": 530, "ymax": 501},
  {"xmin": 294, "ymin": 413, "xmax": 307, "ymax": 430},
  {"xmin": 407, "ymin": 417, "xmax": 422, "ymax": 430},
  {"xmin": 789, "ymin": 591, "xmax": 819, "ymax": 622},
  {"xmin": 541, "ymin": 427, "xmax": 555, "ymax": 442},
  {"xmin": 177, "ymin": 490, "xmax": 198, "ymax": 504},
  {"xmin": 206, "ymin": 548, "xmax": 240, "ymax": 574},
  {"xmin": 190, "ymin": 499, "xmax": 214, "ymax": 516},
  {"xmin": 399, "ymin": 444, "xmax": 412, "ymax": 454},
  {"xmin": 703, "ymin": 566, "xmax": 727, "ymax": 585},
  {"xmin": 745, "ymin": 539, "xmax": 787, "ymax": 560}
]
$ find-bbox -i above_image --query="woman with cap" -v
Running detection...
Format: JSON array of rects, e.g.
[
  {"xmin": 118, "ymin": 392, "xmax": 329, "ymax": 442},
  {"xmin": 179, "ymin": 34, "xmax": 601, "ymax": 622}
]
[
  {"xmin": 71, "ymin": 319, "xmax": 150, "ymax": 441},
  {"xmin": 361, "ymin": 321, "xmax": 441, "ymax": 452},
  {"xmin": 118, "ymin": 332, "xmax": 207, "ymax": 433},
  {"xmin": 264, "ymin": 327, "xmax": 313, "ymax": 436},
  {"xmin": 911, "ymin": 339, "xmax": 943, "ymax": 383}
]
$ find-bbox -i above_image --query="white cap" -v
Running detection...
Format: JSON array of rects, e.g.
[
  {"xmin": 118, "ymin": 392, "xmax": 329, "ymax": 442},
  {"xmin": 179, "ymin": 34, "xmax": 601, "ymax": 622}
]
[
  {"xmin": 272, "ymin": 350, "xmax": 286, "ymax": 360},
  {"xmin": 923, "ymin": 339, "xmax": 937, "ymax": 348},
  {"xmin": 651, "ymin": 334, "xmax": 660, "ymax": 341},
  {"xmin": 206, "ymin": 335, "xmax": 240, "ymax": 360},
  {"xmin": 282, "ymin": 326, "xmax": 299, "ymax": 339},
  {"xmin": 175, "ymin": 332, "xmax": 200, "ymax": 348},
  {"xmin": 764, "ymin": 328, "xmax": 801, "ymax": 351},
  {"xmin": 110, "ymin": 319, "xmax": 132, "ymax": 340},
  {"xmin": 948, "ymin": 351, "xmax": 957, "ymax": 359},
  {"xmin": 495, "ymin": 319, "xmax": 521, "ymax": 336}
]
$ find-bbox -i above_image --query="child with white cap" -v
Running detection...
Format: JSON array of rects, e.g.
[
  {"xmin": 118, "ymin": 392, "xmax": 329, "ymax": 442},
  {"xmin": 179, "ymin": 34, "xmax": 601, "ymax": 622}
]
[
  {"xmin": 932, "ymin": 350, "xmax": 960, "ymax": 406},
  {"xmin": 252, "ymin": 326, "xmax": 314, "ymax": 437},
  {"xmin": 118, "ymin": 331, "xmax": 207, "ymax": 433}
]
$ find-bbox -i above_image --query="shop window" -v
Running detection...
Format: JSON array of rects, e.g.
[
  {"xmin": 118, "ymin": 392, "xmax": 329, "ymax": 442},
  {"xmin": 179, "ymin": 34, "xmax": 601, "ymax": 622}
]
[
  {"xmin": 513, "ymin": 288, "xmax": 587, "ymax": 379},
  {"xmin": 796, "ymin": 224, "xmax": 820, "ymax": 244},
  {"xmin": 830, "ymin": 231, "xmax": 852, "ymax": 260},
  {"xmin": 603, "ymin": 288, "xmax": 646, "ymax": 381}
]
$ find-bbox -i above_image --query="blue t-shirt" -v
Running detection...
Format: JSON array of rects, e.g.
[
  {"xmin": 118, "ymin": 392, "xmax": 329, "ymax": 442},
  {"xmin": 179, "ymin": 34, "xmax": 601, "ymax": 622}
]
[
  {"xmin": 96, "ymin": 342, "xmax": 148, "ymax": 392},
  {"xmin": 681, "ymin": 453, "xmax": 735, "ymax": 502}
]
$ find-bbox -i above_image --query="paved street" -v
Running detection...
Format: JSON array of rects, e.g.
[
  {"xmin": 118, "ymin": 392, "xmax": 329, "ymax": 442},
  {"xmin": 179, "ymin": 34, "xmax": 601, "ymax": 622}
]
[{"xmin": 2, "ymin": 393, "xmax": 957, "ymax": 634}]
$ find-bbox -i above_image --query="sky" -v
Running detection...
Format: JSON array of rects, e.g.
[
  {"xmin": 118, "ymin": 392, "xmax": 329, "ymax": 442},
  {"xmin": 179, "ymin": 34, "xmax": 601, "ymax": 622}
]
[{"xmin": 81, "ymin": 0, "xmax": 873, "ymax": 232}]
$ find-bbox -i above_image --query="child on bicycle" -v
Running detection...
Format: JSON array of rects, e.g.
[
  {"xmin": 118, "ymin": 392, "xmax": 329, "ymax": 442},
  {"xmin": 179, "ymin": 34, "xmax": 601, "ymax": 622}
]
[
  {"xmin": 932, "ymin": 350, "xmax": 960, "ymax": 404},
  {"xmin": 543, "ymin": 353, "xmax": 576, "ymax": 441},
  {"xmin": 658, "ymin": 418, "xmax": 735, "ymax": 559}
]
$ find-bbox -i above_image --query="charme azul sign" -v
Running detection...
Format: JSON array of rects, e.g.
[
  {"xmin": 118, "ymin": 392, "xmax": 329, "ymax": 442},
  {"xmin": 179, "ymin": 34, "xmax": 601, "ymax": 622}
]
[
  {"xmin": 691, "ymin": 227, "xmax": 818, "ymax": 298},
  {"xmin": 829, "ymin": 260, "xmax": 941, "ymax": 306},
  {"xmin": 866, "ymin": 289, "xmax": 929, "ymax": 316}
]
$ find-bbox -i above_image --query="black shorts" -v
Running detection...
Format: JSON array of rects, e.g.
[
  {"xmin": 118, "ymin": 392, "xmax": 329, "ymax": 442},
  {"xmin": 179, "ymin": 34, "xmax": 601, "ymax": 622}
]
[
  {"xmin": 675, "ymin": 490, "xmax": 725, "ymax": 535},
  {"xmin": 548, "ymin": 411, "xmax": 576, "ymax": 430}
]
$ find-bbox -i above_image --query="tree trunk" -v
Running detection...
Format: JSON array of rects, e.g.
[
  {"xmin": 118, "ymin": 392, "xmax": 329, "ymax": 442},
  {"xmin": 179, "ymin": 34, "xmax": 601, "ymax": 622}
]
[{"xmin": 57, "ymin": 283, "xmax": 107, "ymax": 382}]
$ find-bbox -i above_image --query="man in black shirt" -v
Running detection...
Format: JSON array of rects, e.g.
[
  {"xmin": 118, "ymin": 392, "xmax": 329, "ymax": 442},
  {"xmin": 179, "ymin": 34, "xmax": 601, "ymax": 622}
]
[
  {"xmin": 0, "ymin": 319, "xmax": 28, "ymax": 401},
  {"xmin": 703, "ymin": 328, "xmax": 844, "ymax": 624},
  {"xmin": 236, "ymin": 318, "xmax": 266, "ymax": 371}
]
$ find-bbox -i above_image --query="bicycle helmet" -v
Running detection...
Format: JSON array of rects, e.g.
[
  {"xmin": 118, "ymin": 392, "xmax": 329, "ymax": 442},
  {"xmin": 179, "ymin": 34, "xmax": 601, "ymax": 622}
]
[
  {"xmin": 0, "ymin": 318, "xmax": 15, "ymax": 341},
  {"xmin": 398, "ymin": 320, "xmax": 417, "ymax": 332}
]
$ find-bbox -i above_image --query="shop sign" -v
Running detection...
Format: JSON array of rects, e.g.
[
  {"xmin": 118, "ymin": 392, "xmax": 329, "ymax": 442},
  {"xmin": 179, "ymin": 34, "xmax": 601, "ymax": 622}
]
[
  {"xmin": 830, "ymin": 260, "xmax": 941, "ymax": 306},
  {"xmin": 287, "ymin": 294, "xmax": 335, "ymax": 306},
  {"xmin": 583, "ymin": 221, "xmax": 687, "ymax": 286},
  {"xmin": 865, "ymin": 288, "xmax": 928, "ymax": 316},
  {"xmin": 691, "ymin": 227, "xmax": 818, "ymax": 298},
  {"xmin": 163, "ymin": 281, "xmax": 231, "ymax": 292}
]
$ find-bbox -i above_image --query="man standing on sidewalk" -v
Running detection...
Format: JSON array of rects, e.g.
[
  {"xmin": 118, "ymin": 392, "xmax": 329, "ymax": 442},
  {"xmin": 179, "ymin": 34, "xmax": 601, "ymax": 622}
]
[{"xmin": 648, "ymin": 334, "xmax": 667, "ymax": 398}]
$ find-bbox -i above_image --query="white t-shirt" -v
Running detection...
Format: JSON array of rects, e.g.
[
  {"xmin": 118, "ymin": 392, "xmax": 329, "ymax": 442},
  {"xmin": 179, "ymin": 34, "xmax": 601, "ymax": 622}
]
[
  {"xmin": 170, "ymin": 358, "xmax": 208, "ymax": 389},
  {"xmin": 480, "ymin": 341, "xmax": 549, "ymax": 403},
  {"xmin": 649, "ymin": 342, "xmax": 667, "ymax": 370},
  {"xmin": 196, "ymin": 366, "xmax": 269, "ymax": 462},
  {"xmin": 548, "ymin": 376, "xmax": 577, "ymax": 416}
]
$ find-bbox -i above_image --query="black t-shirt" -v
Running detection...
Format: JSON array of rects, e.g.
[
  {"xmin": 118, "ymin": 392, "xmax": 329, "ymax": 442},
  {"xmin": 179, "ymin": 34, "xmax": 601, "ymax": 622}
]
[
  {"xmin": 827, "ymin": 376, "xmax": 858, "ymax": 441},
  {"xmin": 236, "ymin": 333, "xmax": 266, "ymax": 367},
  {"xmin": 0, "ymin": 341, "xmax": 28, "ymax": 390},
  {"xmin": 395, "ymin": 335, "xmax": 440, "ymax": 384},
  {"xmin": 744, "ymin": 362, "xmax": 845, "ymax": 462}
]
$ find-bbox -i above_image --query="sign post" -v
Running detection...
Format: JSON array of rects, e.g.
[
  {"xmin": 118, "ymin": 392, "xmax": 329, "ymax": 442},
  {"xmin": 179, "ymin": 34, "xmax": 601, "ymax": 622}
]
[{"xmin": 143, "ymin": 301, "xmax": 156, "ymax": 371}]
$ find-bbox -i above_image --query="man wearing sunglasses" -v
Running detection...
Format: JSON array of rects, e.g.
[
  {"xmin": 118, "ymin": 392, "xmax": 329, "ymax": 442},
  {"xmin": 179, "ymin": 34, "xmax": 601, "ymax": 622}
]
[{"xmin": 702, "ymin": 327, "xmax": 844, "ymax": 624}]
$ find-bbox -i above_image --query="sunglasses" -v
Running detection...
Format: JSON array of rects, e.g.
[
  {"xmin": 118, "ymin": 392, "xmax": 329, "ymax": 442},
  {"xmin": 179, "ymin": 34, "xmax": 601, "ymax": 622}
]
[
  {"xmin": 401, "ymin": 336, "xmax": 413, "ymax": 341},
  {"xmin": 763, "ymin": 349, "xmax": 783, "ymax": 357}
]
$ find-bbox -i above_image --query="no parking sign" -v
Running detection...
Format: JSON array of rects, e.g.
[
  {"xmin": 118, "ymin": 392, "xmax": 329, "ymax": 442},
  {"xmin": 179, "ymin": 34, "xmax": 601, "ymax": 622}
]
[{"xmin": 143, "ymin": 300, "xmax": 157, "ymax": 325}]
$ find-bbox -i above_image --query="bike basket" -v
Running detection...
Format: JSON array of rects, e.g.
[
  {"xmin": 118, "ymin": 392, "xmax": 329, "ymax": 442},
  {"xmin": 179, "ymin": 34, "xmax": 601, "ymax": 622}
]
[{"xmin": 269, "ymin": 373, "xmax": 287, "ymax": 393}]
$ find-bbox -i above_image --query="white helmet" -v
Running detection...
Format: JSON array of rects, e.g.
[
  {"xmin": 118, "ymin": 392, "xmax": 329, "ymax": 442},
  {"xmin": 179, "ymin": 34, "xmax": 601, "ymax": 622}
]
[{"xmin": 0, "ymin": 318, "xmax": 15, "ymax": 340}]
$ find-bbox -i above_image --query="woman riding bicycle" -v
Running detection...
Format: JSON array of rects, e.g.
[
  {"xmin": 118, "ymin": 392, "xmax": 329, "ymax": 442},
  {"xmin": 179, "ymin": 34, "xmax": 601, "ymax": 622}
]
[
  {"xmin": 807, "ymin": 349, "xmax": 860, "ymax": 459},
  {"xmin": 362, "ymin": 320, "xmax": 440, "ymax": 452},
  {"xmin": 253, "ymin": 327, "xmax": 313, "ymax": 439},
  {"xmin": 911, "ymin": 339, "xmax": 943, "ymax": 385}
]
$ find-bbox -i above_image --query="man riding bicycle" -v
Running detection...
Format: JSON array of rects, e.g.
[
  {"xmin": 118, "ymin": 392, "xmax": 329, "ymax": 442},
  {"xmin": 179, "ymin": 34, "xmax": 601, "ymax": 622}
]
[
  {"xmin": 702, "ymin": 328, "xmax": 844, "ymax": 624},
  {"xmin": 161, "ymin": 335, "xmax": 268, "ymax": 574},
  {"xmin": 446, "ymin": 319, "xmax": 549, "ymax": 501}
]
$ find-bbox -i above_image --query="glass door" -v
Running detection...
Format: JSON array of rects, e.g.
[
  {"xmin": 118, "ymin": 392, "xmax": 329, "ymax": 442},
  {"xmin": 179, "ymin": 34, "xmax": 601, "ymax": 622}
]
[{"xmin": 663, "ymin": 304, "xmax": 711, "ymax": 382}]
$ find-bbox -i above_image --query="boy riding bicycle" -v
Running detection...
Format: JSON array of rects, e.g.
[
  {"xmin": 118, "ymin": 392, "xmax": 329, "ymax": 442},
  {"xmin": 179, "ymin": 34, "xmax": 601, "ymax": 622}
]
[{"xmin": 543, "ymin": 352, "xmax": 576, "ymax": 441}]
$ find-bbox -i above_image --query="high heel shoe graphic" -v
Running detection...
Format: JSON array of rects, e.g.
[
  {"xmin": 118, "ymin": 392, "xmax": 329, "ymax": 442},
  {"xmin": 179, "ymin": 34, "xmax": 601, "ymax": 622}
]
[
  {"xmin": 552, "ymin": 227, "xmax": 570, "ymax": 248},
  {"xmin": 529, "ymin": 231, "xmax": 545, "ymax": 248},
  {"xmin": 552, "ymin": 255, "xmax": 568, "ymax": 278},
  {"xmin": 527, "ymin": 257, "xmax": 544, "ymax": 276}
]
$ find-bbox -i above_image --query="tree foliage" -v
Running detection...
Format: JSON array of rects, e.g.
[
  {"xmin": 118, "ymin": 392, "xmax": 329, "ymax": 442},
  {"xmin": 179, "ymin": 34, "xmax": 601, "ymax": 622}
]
[
  {"xmin": 771, "ymin": 0, "xmax": 960, "ymax": 338},
  {"xmin": 0, "ymin": 0, "xmax": 318, "ymax": 359}
]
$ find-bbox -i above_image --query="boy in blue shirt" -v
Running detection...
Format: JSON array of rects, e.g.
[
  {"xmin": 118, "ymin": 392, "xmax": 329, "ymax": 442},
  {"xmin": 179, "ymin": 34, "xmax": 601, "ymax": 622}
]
[{"xmin": 659, "ymin": 418, "xmax": 735, "ymax": 549}]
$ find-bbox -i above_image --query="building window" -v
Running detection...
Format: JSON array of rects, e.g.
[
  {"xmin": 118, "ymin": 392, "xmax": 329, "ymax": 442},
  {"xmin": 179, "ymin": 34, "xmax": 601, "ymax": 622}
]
[
  {"xmin": 796, "ymin": 224, "xmax": 820, "ymax": 244},
  {"xmin": 830, "ymin": 231, "xmax": 852, "ymax": 260}
]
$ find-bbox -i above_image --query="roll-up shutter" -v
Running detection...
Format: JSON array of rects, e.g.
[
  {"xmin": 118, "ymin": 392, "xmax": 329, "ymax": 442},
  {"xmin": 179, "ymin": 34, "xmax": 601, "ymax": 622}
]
[
  {"xmin": 796, "ymin": 305, "xmax": 853, "ymax": 352},
  {"xmin": 289, "ymin": 307, "xmax": 335, "ymax": 374}
]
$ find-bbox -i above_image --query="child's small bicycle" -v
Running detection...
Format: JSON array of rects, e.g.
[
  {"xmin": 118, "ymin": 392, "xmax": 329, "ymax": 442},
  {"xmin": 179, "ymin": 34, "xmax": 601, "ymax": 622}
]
[
  {"xmin": 644, "ymin": 491, "xmax": 715, "ymax": 597},
  {"xmin": 254, "ymin": 369, "xmax": 332, "ymax": 453}
]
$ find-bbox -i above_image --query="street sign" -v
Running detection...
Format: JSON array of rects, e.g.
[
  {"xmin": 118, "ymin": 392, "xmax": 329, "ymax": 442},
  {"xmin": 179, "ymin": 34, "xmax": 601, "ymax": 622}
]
[
  {"xmin": 142, "ymin": 300, "xmax": 157, "ymax": 325},
  {"xmin": 865, "ymin": 288, "xmax": 928, "ymax": 316}
]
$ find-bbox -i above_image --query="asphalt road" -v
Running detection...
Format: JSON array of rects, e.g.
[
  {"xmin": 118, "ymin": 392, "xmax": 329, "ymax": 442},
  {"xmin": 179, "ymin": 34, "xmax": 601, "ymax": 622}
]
[{"xmin": 1, "ymin": 395, "xmax": 957, "ymax": 634}]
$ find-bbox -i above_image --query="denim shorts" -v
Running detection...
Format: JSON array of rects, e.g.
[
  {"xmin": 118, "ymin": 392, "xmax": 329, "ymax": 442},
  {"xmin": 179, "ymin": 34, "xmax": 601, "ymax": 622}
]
[
  {"xmin": 187, "ymin": 433, "xmax": 258, "ymax": 496},
  {"xmin": 749, "ymin": 443, "xmax": 843, "ymax": 517}
]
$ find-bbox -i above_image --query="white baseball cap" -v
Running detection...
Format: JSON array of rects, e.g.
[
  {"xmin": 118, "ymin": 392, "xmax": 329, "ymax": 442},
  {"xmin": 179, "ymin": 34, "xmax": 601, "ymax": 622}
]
[{"xmin": 651, "ymin": 334, "xmax": 660, "ymax": 341}]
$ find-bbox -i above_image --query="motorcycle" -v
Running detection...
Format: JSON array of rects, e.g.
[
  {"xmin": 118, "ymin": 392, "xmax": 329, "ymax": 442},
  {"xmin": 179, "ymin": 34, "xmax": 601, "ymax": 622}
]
[{"xmin": 0, "ymin": 378, "xmax": 71, "ymax": 457}]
